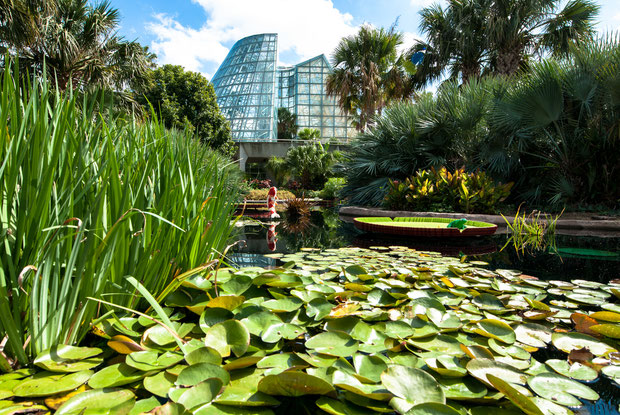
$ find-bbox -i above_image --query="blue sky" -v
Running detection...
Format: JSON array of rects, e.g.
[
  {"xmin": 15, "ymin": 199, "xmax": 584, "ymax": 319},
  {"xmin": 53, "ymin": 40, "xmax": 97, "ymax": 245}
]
[{"xmin": 109, "ymin": 0, "xmax": 620, "ymax": 79}]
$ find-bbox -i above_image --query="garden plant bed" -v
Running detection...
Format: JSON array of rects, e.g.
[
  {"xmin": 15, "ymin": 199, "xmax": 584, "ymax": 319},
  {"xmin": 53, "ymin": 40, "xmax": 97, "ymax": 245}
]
[
  {"xmin": 3, "ymin": 246, "xmax": 620, "ymax": 414},
  {"xmin": 354, "ymin": 217, "xmax": 498, "ymax": 237}
]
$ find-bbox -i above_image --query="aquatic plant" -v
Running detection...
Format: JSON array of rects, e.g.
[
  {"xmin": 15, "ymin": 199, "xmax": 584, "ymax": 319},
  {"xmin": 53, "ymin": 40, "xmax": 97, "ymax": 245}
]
[
  {"xmin": 0, "ymin": 63, "xmax": 239, "ymax": 365},
  {"xmin": 501, "ymin": 206, "xmax": 563, "ymax": 256},
  {"xmin": 2, "ymin": 246, "xmax": 619, "ymax": 413}
]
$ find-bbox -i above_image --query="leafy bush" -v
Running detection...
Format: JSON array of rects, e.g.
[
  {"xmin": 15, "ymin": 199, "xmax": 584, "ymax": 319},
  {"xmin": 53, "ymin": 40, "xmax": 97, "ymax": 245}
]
[
  {"xmin": 267, "ymin": 142, "xmax": 340, "ymax": 190},
  {"xmin": 0, "ymin": 64, "xmax": 240, "ymax": 364},
  {"xmin": 244, "ymin": 189, "xmax": 296, "ymax": 201},
  {"xmin": 341, "ymin": 36, "xmax": 620, "ymax": 209},
  {"xmin": 383, "ymin": 167, "xmax": 513, "ymax": 213},
  {"xmin": 247, "ymin": 179, "xmax": 273, "ymax": 189},
  {"xmin": 320, "ymin": 177, "xmax": 346, "ymax": 199}
]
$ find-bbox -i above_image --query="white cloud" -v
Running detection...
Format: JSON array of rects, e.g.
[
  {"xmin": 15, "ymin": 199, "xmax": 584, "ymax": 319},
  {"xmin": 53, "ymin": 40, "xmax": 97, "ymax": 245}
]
[
  {"xmin": 147, "ymin": 0, "xmax": 357, "ymax": 77},
  {"xmin": 410, "ymin": 0, "xmax": 436, "ymax": 7}
]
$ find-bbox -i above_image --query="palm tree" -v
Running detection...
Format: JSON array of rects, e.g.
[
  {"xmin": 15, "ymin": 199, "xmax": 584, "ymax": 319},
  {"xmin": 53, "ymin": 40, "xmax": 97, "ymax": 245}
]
[
  {"xmin": 411, "ymin": 0, "xmax": 491, "ymax": 87},
  {"xmin": 277, "ymin": 107, "xmax": 298, "ymax": 140},
  {"xmin": 487, "ymin": 0, "xmax": 599, "ymax": 76},
  {"xmin": 326, "ymin": 24, "xmax": 414, "ymax": 131},
  {"xmin": 298, "ymin": 128, "xmax": 320, "ymax": 141},
  {"xmin": 410, "ymin": 0, "xmax": 599, "ymax": 86},
  {"xmin": 0, "ymin": 0, "xmax": 155, "ymax": 91}
]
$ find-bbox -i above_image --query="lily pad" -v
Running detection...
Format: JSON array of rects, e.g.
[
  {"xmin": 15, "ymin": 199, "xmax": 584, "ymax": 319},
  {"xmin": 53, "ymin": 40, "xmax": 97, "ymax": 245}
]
[
  {"xmin": 545, "ymin": 360, "xmax": 598, "ymax": 381},
  {"xmin": 528, "ymin": 373, "xmax": 599, "ymax": 406},
  {"xmin": 475, "ymin": 319, "xmax": 516, "ymax": 344},
  {"xmin": 380, "ymin": 365, "xmax": 445, "ymax": 405},
  {"xmin": 306, "ymin": 332, "xmax": 359, "ymax": 357},
  {"xmin": 55, "ymin": 388, "xmax": 135, "ymax": 415},
  {"xmin": 88, "ymin": 363, "xmax": 147, "ymax": 388},
  {"xmin": 204, "ymin": 320, "xmax": 250, "ymax": 358},
  {"xmin": 34, "ymin": 345, "xmax": 103, "ymax": 373},
  {"xmin": 257, "ymin": 371, "xmax": 335, "ymax": 397},
  {"xmin": 13, "ymin": 370, "xmax": 92, "ymax": 397},
  {"xmin": 466, "ymin": 359, "xmax": 528, "ymax": 386},
  {"xmin": 551, "ymin": 332, "xmax": 618, "ymax": 356}
]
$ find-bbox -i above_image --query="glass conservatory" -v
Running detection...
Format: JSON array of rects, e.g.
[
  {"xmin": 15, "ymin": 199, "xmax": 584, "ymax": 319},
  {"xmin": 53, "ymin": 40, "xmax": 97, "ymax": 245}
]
[{"xmin": 211, "ymin": 33, "xmax": 355, "ymax": 142}]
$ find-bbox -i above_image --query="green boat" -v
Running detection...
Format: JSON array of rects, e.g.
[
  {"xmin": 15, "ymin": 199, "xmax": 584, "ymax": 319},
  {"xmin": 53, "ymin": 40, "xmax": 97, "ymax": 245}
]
[{"xmin": 354, "ymin": 217, "xmax": 498, "ymax": 237}]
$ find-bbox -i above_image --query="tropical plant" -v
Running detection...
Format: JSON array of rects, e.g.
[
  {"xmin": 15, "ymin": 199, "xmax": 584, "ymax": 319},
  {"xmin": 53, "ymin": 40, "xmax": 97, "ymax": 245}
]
[
  {"xmin": 284, "ymin": 142, "xmax": 340, "ymax": 190},
  {"xmin": 277, "ymin": 107, "xmax": 298, "ymax": 140},
  {"xmin": 266, "ymin": 156, "xmax": 291, "ymax": 186},
  {"xmin": 244, "ymin": 188, "xmax": 295, "ymax": 201},
  {"xmin": 410, "ymin": 0, "xmax": 599, "ymax": 86},
  {"xmin": 383, "ymin": 167, "xmax": 513, "ymax": 213},
  {"xmin": 0, "ymin": 64, "xmax": 240, "ymax": 365},
  {"xmin": 326, "ymin": 24, "xmax": 414, "ymax": 131},
  {"xmin": 298, "ymin": 127, "xmax": 321, "ymax": 140},
  {"xmin": 487, "ymin": 0, "xmax": 599, "ymax": 76},
  {"xmin": 2, "ymin": 244, "xmax": 619, "ymax": 413},
  {"xmin": 411, "ymin": 0, "xmax": 491, "ymax": 87},
  {"xmin": 488, "ymin": 35, "xmax": 620, "ymax": 206},
  {"xmin": 320, "ymin": 177, "xmax": 346, "ymax": 200},
  {"xmin": 339, "ymin": 78, "xmax": 502, "ymax": 206},
  {"xmin": 501, "ymin": 206, "xmax": 563, "ymax": 256},
  {"xmin": 138, "ymin": 64, "xmax": 234, "ymax": 155},
  {"xmin": 0, "ymin": 0, "xmax": 155, "ymax": 91}
]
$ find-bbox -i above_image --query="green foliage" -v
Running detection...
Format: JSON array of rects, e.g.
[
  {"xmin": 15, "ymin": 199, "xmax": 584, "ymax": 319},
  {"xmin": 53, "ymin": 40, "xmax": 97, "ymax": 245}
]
[
  {"xmin": 277, "ymin": 107, "xmax": 298, "ymax": 140},
  {"xmin": 383, "ymin": 167, "xmax": 513, "ymax": 214},
  {"xmin": 326, "ymin": 24, "xmax": 415, "ymax": 131},
  {"xmin": 138, "ymin": 65, "xmax": 234, "ymax": 156},
  {"xmin": 320, "ymin": 177, "xmax": 346, "ymax": 200},
  {"xmin": 0, "ymin": 0, "xmax": 155, "ymax": 91},
  {"xmin": 342, "ymin": 37, "xmax": 620, "ymax": 209},
  {"xmin": 244, "ymin": 188, "xmax": 296, "ymax": 201},
  {"xmin": 411, "ymin": 0, "xmax": 600, "ymax": 86},
  {"xmin": 2, "ymin": 245, "xmax": 617, "ymax": 413},
  {"xmin": 0, "ymin": 64, "xmax": 239, "ymax": 364},
  {"xmin": 267, "ymin": 143, "xmax": 340, "ymax": 191},
  {"xmin": 501, "ymin": 206, "xmax": 562, "ymax": 256},
  {"xmin": 298, "ymin": 127, "xmax": 321, "ymax": 140}
]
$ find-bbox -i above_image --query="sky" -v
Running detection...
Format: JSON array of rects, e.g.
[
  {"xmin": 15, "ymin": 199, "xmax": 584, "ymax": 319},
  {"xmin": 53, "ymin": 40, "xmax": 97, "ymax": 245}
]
[{"xmin": 108, "ymin": 0, "xmax": 620, "ymax": 80}]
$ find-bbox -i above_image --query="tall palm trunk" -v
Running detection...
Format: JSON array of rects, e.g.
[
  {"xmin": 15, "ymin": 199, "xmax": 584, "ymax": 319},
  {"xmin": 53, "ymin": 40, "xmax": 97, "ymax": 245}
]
[{"xmin": 495, "ymin": 48, "xmax": 522, "ymax": 76}]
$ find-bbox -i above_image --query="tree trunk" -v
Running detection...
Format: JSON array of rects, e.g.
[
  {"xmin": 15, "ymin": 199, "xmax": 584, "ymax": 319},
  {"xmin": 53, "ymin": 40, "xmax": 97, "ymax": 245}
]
[{"xmin": 495, "ymin": 48, "xmax": 522, "ymax": 77}]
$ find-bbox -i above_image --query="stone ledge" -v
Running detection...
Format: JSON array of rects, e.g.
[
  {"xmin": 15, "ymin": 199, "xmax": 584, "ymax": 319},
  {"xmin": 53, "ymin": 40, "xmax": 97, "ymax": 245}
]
[{"xmin": 338, "ymin": 206, "xmax": 620, "ymax": 237}]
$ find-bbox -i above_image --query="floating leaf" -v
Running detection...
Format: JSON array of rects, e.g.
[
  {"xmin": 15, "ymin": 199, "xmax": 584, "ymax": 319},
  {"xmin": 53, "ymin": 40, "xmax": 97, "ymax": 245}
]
[
  {"xmin": 405, "ymin": 403, "xmax": 463, "ymax": 415},
  {"xmin": 144, "ymin": 371, "xmax": 177, "ymax": 398},
  {"xmin": 527, "ymin": 373, "xmax": 599, "ymax": 406},
  {"xmin": 177, "ymin": 379, "xmax": 223, "ymax": 410},
  {"xmin": 13, "ymin": 370, "xmax": 92, "ymax": 397},
  {"xmin": 204, "ymin": 320, "xmax": 250, "ymax": 358},
  {"xmin": 552, "ymin": 332, "xmax": 617, "ymax": 356},
  {"xmin": 34, "ymin": 345, "xmax": 103, "ymax": 373},
  {"xmin": 258, "ymin": 371, "xmax": 335, "ymax": 397},
  {"xmin": 176, "ymin": 363, "xmax": 230, "ymax": 387},
  {"xmin": 306, "ymin": 332, "xmax": 358, "ymax": 357},
  {"xmin": 475, "ymin": 319, "xmax": 516, "ymax": 344},
  {"xmin": 55, "ymin": 388, "xmax": 135, "ymax": 415},
  {"xmin": 466, "ymin": 359, "xmax": 528, "ymax": 386},
  {"xmin": 487, "ymin": 374, "xmax": 543, "ymax": 415},
  {"xmin": 107, "ymin": 335, "xmax": 144, "ymax": 354},
  {"xmin": 380, "ymin": 365, "xmax": 445, "ymax": 405},
  {"xmin": 206, "ymin": 295, "xmax": 245, "ymax": 311},
  {"xmin": 545, "ymin": 360, "xmax": 598, "ymax": 381},
  {"xmin": 590, "ymin": 324, "xmax": 620, "ymax": 339},
  {"xmin": 88, "ymin": 364, "xmax": 147, "ymax": 388}
]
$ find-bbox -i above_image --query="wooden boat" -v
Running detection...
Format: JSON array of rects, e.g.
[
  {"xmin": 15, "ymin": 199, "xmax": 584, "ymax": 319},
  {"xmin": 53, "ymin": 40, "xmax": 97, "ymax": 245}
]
[{"xmin": 353, "ymin": 217, "xmax": 497, "ymax": 237}]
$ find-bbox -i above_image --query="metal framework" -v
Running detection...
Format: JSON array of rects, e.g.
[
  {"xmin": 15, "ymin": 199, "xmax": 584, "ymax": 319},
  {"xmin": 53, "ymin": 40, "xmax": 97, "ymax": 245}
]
[{"xmin": 212, "ymin": 33, "xmax": 354, "ymax": 142}]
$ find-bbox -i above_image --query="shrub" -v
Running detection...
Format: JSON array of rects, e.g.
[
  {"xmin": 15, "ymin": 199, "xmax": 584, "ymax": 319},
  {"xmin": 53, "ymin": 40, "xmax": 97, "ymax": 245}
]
[
  {"xmin": 244, "ymin": 188, "xmax": 296, "ymax": 201},
  {"xmin": 247, "ymin": 179, "xmax": 273, "ymax": 189},
  {"xmin": 383, "ymin": 167, "xmax": 513, "ymax": 213},
  {"xmin": 320, "ymin": 177, "xmax": 346, "ymax": 199}
]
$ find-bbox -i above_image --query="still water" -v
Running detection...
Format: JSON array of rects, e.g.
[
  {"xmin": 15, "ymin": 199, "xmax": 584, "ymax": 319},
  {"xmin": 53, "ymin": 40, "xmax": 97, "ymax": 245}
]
[{"xmin": 231, "ymin": 208, "xmax": 620, "ymax": 414}]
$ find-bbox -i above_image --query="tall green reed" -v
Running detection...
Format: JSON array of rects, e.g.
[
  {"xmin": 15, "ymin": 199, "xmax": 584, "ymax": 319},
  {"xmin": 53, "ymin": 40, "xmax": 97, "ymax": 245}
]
[{"xmin": 0, "ymin": 63, "xmax": 240, "ymax": 366}]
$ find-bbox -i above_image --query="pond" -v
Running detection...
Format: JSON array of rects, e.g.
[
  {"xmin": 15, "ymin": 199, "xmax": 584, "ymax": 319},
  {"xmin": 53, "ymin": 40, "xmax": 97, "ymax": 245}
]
[{"xmin": 232, "ymin": 207, "xmax": 620, "ymax": 414}]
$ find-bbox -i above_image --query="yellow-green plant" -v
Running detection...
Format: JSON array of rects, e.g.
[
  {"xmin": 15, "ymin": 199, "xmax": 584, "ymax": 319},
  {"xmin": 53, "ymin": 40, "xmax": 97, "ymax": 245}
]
[
  {"xmin": 501, "ymin": 206, "xmax": 563, "ymax": 256},
  {"xmin": 384, "ymin": 167, "xmax": 512, "ymax": 213},
  {"xmin": 0, "ymin": 63, "xmax": 239, "ymax": 365}
]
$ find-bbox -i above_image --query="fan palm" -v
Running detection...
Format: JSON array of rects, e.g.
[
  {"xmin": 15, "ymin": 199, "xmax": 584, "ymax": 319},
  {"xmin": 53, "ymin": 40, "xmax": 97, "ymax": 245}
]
[
  {"xmin": 0, "ymin": 0, "xmax": 155, "ymax": 91},
  {"xmin": 411, "ymin": 0, "xmax": 491, "ymax": 87},
  {"xmin": 326, "ymin": 24, "xmax": 414, "ymax": 131},
  {"xmin": 487, "ymin": 0, "xmax": 600, "ymax": 76},
  {"xmin": 277, "ymin": 107, "xmax": 298, "ymax": 140}
]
